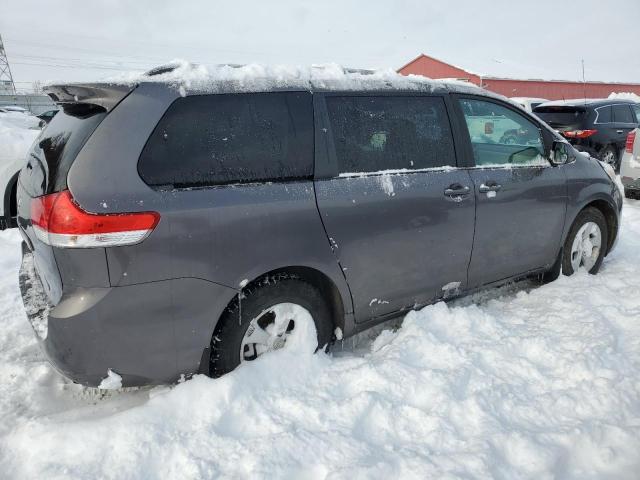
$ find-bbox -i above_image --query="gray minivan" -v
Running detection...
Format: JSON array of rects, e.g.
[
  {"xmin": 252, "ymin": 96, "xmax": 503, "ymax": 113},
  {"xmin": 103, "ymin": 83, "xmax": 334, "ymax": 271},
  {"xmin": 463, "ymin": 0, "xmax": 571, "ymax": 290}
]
[{"xmin": 17, "ymin": 65, "xmax": 622, "ymax": 387}]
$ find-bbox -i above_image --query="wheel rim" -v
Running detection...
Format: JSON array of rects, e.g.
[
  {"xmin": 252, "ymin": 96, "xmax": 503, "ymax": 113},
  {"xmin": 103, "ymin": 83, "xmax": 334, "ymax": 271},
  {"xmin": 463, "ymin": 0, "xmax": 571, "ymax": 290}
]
[
  {"xmin": 240, "ymin": 302, "xmax": 315, "ymax": 362},
  {"xmin": 570, "ymin": 221, "xmax": 602, "ymax": 272},
  {"xmin": 602, "ymin": 149, "xmax": 616, "ymax": 167}
]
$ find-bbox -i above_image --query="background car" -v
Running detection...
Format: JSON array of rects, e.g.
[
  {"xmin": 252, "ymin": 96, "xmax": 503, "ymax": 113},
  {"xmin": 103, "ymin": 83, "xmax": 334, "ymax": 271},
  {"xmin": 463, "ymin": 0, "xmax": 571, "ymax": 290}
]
[
  {"xmin": 621, "ymin": 128, "xmax": 640, "ymax": 198},
  {"xmin": 510, "ymin": 97, "xmax": 549, "ymax": 112},
  {"xmin": 36, "ymin": 109, "xmax": 59, "ymax": 126},
  {"xmin": 0, "ymin": 105, "xmax": 30, "ymax": 114},
  {"xmin": 534, "ymin": 99, "xmax": 640, "ymax": 171}
]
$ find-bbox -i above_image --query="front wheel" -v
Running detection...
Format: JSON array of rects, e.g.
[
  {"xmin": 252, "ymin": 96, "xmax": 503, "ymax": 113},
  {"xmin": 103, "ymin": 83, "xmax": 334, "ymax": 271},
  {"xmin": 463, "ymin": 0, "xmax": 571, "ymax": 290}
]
[
  {"xmin": 210, "ymin": 277, "xmax": 333, "ymax": 377},
  {"xmin": 561, "ymin": 208, "xmax": 608, "ymax": 276}
]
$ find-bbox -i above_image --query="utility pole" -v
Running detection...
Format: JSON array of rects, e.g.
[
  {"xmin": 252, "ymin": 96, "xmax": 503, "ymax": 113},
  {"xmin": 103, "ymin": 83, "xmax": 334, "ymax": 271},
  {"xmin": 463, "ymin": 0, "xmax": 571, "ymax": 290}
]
[
  {"xmin": 0, "ymin": 34, "xmax": 17, "ymax": 95},
  {"xmin": 581, "ymin": 59, "xmax": 587, "ymax": 103}
]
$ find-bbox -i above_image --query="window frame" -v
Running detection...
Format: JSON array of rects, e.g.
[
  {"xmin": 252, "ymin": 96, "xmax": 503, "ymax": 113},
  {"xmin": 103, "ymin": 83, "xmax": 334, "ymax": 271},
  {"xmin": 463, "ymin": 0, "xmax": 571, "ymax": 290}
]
[
  {"xmin": 314, "ymin": 91, "xmax": 464, "ymax": 179},
  {"xmin": 450, "ymin": 93, "xmax": 554, "ymax": 170},
  {"xmin": 137, "ymin": 90, "xmax": 315, "ymax": 190}
]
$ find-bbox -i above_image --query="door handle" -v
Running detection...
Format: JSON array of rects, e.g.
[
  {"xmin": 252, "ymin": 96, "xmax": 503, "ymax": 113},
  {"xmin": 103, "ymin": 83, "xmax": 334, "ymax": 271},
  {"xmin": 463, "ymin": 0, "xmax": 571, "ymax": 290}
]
[
  {"xmin": 444, "ymin": 185, "xmax": 470, "ymax": 197},
  {"xmin": 617, "ymin": 130, "xmax": 624, "ymax": 134},
  {"xmin": 478, "ymin": 183, "xmax": 502, "ymax": 193}
]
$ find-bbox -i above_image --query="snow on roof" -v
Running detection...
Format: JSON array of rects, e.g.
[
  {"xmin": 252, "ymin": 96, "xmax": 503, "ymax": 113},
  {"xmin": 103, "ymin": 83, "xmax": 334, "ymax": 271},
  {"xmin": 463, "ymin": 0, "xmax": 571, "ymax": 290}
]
[{"xmin": 107, "ymin": 59, "xmax": 488, "ymax": 96}]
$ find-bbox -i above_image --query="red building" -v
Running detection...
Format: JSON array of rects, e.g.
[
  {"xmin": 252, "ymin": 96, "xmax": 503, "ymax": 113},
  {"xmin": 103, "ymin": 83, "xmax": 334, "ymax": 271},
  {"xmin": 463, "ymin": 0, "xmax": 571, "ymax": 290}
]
[{"xmin": 398, "ymin": 54, "xmax": 640, "ymax": 101}]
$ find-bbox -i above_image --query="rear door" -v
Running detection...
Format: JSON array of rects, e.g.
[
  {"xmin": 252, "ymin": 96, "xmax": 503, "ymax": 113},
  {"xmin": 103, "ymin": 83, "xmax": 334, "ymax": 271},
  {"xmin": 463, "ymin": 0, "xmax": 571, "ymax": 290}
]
[
  {"xmin": 314, "ymin": 93, "xmax": 476, "ymax": 322},
  {"xmin": 454, "ymin": 96, "xmax": 567, "ymax": 288}
]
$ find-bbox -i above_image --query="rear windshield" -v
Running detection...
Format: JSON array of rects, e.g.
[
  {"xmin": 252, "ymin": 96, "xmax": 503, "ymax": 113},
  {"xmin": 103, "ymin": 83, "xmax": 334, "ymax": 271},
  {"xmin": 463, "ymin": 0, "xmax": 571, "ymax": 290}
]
[
  {"xmin": 20, "ymin": 104, "xmax": 106, "ymax": 197},
  {"xmin": 533, "ymin": 105, "xmax": 588, "ymax": 128}
]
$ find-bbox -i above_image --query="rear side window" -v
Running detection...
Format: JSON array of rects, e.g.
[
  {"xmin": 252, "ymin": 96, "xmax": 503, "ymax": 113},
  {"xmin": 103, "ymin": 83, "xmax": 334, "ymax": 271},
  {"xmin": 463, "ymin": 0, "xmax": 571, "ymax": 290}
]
[
  {"xmin": 139, "ymin": 92, "xmax": 313, "ymax": 188},
  {"xmin": 595, "ymin": 106, "xmax": 612, "ymax": 123},
  {"xmin": 612, "ymin": 104, "xmax": 635, "ymax": 123},
  {"xmin": 326, "ymin": 96, "xmax": 456, "ymax": 174},
  {"xmin": 632, "ymin": 104, "xmax": 640, "ymax": 122},
  {"xmin": 21, "ymin": 105, "xmax": 106, "ymax": 197}
]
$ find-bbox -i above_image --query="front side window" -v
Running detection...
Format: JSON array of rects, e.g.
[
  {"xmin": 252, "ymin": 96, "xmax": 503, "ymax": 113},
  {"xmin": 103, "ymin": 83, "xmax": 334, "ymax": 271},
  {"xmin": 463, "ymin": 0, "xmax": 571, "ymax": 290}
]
[
  {"xmin": 139, "ymin": 92, "xmax": 313, "ymax": 188},
  {"xmin": 326, "ymin": 96, "xmax": 456, "ymax": 174},
  {"xmin": 459, "ymin": 98, "xmax": 546, "ymax": 167},
  {"xmin": 612, "ymin": 104, "xmax": 635, "ymax": 124}
]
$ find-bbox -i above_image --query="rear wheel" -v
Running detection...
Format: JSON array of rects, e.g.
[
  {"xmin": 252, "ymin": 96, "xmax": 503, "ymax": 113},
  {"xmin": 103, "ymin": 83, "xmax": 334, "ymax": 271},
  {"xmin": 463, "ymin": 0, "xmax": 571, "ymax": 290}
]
[
  {"xmin": 561, "ymin": 208, "xmax": 608, "ymax": 276},
  {"xmin": 600, "ymin": 146, "xmax": 619, "ymax": 172},
  {"xmin": 210, "ymin": 276, "xmax": 333, "ymax": 377}
]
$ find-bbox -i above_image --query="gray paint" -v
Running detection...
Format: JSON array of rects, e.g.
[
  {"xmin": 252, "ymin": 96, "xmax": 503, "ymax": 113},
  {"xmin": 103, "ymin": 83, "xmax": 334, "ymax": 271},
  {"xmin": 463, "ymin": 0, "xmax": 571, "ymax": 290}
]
[{"xmin": 16, "ymin": 80, "xmax": 622, "ymax": 387}]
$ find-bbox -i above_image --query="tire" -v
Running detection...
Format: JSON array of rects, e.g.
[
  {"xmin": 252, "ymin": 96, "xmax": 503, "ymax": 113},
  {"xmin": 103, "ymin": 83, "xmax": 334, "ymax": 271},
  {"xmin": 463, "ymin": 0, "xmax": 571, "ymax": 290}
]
[
  {"xmin": 210, "ymin": 276, "xmax": 334, "ymax": 377},
  {"xmin": 561, "ymin": 207, "xmax": 608, "ymax": 276},
  {"xmin": 600, "ymin": 145, "xmax": 619, "ymax": 172}
]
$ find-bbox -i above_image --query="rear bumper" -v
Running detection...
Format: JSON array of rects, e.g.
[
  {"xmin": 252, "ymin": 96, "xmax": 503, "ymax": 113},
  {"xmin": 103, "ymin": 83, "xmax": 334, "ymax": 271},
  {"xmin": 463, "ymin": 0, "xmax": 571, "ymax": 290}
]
[{"xmin": 19, "ymin": 243, "xmax": 236, "ymax": 387}]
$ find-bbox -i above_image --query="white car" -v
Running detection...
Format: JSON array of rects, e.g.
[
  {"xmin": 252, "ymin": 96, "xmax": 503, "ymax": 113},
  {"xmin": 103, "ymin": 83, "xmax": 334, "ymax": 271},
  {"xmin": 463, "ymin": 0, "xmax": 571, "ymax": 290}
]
[
  {"xmin": 0, "ymin": 116, "xmax": 40, "ymax": 229},
  {"xmin": 621, "ymin": 128, "xmax": 640, "ymax": 199},
  {"xmin": 510, "ymin": 97, "xmax": 549, "ymax": 113}
]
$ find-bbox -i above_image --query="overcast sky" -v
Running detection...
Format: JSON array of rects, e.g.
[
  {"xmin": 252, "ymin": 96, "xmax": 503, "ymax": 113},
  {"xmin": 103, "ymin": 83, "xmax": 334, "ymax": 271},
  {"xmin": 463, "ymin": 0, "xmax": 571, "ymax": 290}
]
[{"xmin": 2, "ymin": 0, "xmax": 639, "ymax": 91}]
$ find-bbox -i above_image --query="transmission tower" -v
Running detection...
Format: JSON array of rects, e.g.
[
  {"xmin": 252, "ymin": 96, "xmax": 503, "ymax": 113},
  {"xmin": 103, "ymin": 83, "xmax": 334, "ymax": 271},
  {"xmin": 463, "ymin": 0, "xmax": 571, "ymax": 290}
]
[{"xmin": 0, "ymin": 34, "xmax": 17, "ymax": 95}]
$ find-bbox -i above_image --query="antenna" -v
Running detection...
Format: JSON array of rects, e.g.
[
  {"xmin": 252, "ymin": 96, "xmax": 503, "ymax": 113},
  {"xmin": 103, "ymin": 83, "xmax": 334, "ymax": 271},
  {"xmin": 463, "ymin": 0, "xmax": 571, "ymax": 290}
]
[
  {"xmin": 0, "ymin": 34, "xmax": 17, "ymax": 95},
  {"xmin": 581, "ymin": 58, "xmax": 586, "ymax": 103}
]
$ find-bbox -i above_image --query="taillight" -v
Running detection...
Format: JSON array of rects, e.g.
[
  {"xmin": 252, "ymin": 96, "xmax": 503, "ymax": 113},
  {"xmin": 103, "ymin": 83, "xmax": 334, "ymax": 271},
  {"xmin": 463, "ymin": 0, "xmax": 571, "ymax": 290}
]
[
  {"xmin": 562, "ymin": 129, "xmax": 598, "ymax": 139},
  {"xmin": 30, "ymin": 190, "xmax": 159, "ymax": 248},
  {"xmin": 626, "ymin": 130, "xmax": 636, "ymax": 153}
]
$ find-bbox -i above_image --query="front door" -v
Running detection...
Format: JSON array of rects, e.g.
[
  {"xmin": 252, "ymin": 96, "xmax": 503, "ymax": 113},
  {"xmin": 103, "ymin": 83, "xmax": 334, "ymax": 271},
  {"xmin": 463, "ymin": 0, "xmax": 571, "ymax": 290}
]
[
  {"xmin": 455, "ymin": 96, "xmax": 568, "ymax": 288},
  {"xmin": 314, "ymin": 94, "xmax": 476, "ymax": 322}
]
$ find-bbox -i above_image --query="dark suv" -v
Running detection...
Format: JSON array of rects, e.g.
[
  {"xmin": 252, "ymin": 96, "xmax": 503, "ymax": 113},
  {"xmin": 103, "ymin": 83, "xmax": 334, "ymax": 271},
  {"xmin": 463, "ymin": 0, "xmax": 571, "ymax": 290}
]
[
  {"xmin": 16, "ymin": 66, "xmax": 622, "ymax": 387},
  {"xmin": 533, "ymin": 99, "xmax": 640, "ymax": 171}
]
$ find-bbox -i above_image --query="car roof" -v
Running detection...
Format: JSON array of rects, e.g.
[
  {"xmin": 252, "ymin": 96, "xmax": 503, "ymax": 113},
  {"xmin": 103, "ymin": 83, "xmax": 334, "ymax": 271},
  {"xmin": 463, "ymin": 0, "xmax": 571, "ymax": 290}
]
[{"xmin": 538, "ymin": 98, "xmax": 638, "ymax": 109}]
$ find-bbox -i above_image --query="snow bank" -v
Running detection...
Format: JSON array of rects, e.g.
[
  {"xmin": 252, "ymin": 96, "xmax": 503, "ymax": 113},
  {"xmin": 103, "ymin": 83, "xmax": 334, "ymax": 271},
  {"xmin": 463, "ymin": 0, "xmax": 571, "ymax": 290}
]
[
  {"xmin": 608, "ymin": 92, "xmax": 640, "ymax": 102},
  {"xmin": 0, "ymin": 116, "xmax": 40, "ymax": 163},
  {"xmin": 1, "ymin": 201, "xmax": 640, "ymax": 478},
  {"xmin": 1, "ymin": 111, "xmax": 640, "ymax": 478}
]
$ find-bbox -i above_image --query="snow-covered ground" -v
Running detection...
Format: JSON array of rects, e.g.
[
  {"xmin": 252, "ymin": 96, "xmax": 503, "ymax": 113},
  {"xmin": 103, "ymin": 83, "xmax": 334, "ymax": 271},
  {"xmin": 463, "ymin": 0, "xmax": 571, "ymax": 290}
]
[
  {"xmin": 1, "ymin": 116, "xmax": 640, "ymax": 479},
  {"xmin": 0, "ymin": 203, "xmax": 638, "ymax": 479}
]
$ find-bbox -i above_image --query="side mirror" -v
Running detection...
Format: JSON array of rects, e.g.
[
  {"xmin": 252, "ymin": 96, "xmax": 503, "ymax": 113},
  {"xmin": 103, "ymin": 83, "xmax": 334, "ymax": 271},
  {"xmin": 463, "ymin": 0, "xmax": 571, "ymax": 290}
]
[{"xmin": 550, "ymin": 141, "xmax": 571, "ymax": 165}]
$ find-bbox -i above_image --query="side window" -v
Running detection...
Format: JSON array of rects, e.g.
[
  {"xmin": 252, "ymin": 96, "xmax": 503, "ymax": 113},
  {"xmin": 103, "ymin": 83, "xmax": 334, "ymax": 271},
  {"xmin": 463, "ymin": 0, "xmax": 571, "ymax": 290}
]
[
  {"xmin": 596, "ymin": 106, "xmax": 612, "ymax": 123},
  {"xmin": 458, "ymin": 98, "xmax": 546, "ymax": 167},
  {"xmin": 632, "ymin": 104, "xmax": 640, "ymax": 123},
  {"xmin": 612, "ymin": 104, "xmax": 635, "ymax": 124},
  {"xmin": 326, "ymin": 96, "xmax": 456, "ymax": 174},
  {"xmin": 139, "ymin": 92, "xmax": 313, "ymax": 188}
]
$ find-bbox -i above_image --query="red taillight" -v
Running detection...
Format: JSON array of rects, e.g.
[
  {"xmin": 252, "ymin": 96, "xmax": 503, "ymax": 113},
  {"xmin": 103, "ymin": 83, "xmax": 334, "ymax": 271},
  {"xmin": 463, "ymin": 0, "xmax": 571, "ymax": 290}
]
[
  {"xmin": 562, "ymin": 129, "xmax": 598, "ymax": 139},
  {"xmin": 30, "ymin": 190, "xmax": 160, "ymax": 248},
  {"xmin": 626, "ymin": 130, "xmax": 636, "ymax": 153}
]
